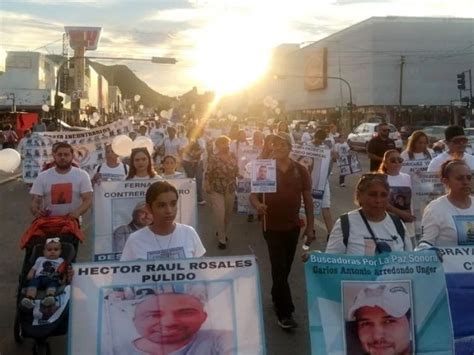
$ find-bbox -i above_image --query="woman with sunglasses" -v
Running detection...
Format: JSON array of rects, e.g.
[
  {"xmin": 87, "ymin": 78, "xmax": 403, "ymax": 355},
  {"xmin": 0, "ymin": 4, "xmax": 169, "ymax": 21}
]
[
  {"xmin": 326, "ymin": 173, "xmax": 412, "ymax": 255},
  {"xmin": 126, "ymin": 147, "xmax": 161, "ymax": 180},
  {"xmin": 419, "ymin": 159, "xmax": 474, "ymax": 246},
  {"xmin": 378, "ymin": 150, "xmax": 416, "ymax": 228},
  {"xmin": 400, "ymin": 130, "xmax": 433, "ymax": 174}
]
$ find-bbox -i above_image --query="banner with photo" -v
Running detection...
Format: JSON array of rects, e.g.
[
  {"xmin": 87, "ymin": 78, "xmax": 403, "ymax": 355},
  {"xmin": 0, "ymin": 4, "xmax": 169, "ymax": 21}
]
[
  {"xmin": 93, "ymin": 179, "xmax": 197, "ymax": 261},
  {"xmin": 237, "ymin": 145, "xmax": 260, "ymax": 178},
  {"xmin": 69, "ymin": 256, "xmax": 265, "ymax": 355},
  {"xmin": 401, "ymin": 159, "xmax": 431, "ymax": 175},
  {"xmin": 304, "ymin": 251, "xmax": 454, "ymax": 355},
  {"xmin": 411, "ymin": 171, "xmax": 446, "ymax": 238},
  {"xmin": 251, "ymin": 159, "xmax": 276, "ymax": 193},
  {"xmin": 22, "ymin": 119, "xmax": 133, "ymax": 183},
  {"xmin": 440, "ymin": 247, "xmax": 474, "ymax": 354},
  {"xmin": 336, "ymin": 151, "xmax": 361, "ymax": 177},
  {"xmin": 292, "ymin": 144, "xmax": 331, "ymax": 215},
  {"xmin": 236, "ymin": 178, "xmax": 252, "ymax": 214}
]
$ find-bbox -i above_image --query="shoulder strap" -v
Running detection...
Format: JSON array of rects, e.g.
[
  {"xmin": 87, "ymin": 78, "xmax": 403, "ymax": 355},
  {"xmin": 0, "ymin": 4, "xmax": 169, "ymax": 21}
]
[
  {"xmin": 341, "ymin": 213, "xmax": 350, "ymax": 247},
  {"xmin": 388, "ymin": 213, "xmax": 405, "ymax": 241},
  {"xmin": 123, "ymin": 163, "xmax": 128, "ymax": 174},
  {"xmin": 97, "ymin": 164, "xmax": 102, "ymax": 173}
]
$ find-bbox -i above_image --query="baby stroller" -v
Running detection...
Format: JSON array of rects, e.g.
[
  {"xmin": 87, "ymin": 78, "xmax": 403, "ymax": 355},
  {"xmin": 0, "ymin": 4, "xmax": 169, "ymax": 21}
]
[{"xmin": 14, "ymin": 216, "xmax": 83, "ymax": 355}]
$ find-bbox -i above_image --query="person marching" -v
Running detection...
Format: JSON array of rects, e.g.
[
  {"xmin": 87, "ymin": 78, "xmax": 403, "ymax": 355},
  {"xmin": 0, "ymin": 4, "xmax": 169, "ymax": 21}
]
[{"xmin": 250, "ymin": 132, "xmax": 314, "ymax": 329}]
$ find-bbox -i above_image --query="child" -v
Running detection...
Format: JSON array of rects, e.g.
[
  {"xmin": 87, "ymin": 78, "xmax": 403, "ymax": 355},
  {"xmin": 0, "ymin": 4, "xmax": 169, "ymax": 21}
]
[
  {"xmin": 334, "ymin": 133, "xmax": 350, "ymax": 187},
  {"xmin": 21, "ymin": 238, "xmax": 66, "ymax": 309},
  {"xmin": 161, "ymin": 155, "xmax": 185, "ymax": 179}
]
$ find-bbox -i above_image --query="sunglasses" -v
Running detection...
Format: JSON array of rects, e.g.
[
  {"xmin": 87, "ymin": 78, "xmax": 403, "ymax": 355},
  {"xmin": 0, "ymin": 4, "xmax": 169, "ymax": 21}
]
[
  {"xmin": 389, "ymin": 157, "xmax": 404, "ymax": 164},
  {"xmin": 360, "ymin": 173, "xmax": 388, "ymax": 182},
  {"xmin": 46, "ymin": 237, "xmax": 60, "ymax": 244}
]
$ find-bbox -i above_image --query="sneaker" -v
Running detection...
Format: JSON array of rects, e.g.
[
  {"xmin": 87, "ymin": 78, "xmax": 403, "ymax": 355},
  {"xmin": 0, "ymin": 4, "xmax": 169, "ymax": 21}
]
[
  {"xmin": 197, "ymin": 200, "xmax": 206, "ymax": 205},
  {"xmin": 278, "ymin": 316, "xmax": 298, "ymax": 329},
  {"xmin": 217, "ymin": 242, "xmax": 227, "ymax": 250},
  {"xmin": 21, "ymin": 297, "xmax": 35, "ymax": 309},
  {"xmin": 41, "ymin": 296, "xmax": 56, "ymax": 307}
]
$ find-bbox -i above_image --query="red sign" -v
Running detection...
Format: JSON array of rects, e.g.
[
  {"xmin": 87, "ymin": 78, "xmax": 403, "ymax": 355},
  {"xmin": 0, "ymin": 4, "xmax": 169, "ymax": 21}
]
[{"xmin": 64, "ymin": 26, "xmax": 102, "ymax": 51}]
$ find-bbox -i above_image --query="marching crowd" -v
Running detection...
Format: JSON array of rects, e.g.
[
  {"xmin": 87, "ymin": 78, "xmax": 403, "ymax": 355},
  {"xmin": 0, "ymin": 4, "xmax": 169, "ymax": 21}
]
[{"xmin": 12, "ymin": 116, "xmax": 474, "ymax": 337}]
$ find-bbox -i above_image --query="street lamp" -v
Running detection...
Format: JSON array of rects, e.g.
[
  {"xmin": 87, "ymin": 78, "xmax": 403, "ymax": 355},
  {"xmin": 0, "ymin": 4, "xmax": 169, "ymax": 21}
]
[
  {"xmin": 54, "ymin": 55, "xmax": 178, "ymax": 123},
  {"xmin": 274, "ymin": 73, "xmax": 354, "ymax": 130}
]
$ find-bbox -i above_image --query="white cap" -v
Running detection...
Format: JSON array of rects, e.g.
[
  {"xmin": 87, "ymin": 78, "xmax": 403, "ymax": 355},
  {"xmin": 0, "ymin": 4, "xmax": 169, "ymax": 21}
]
[
  {"xmin": 348, "ymin": 283, "xmax": 410, "ymax": 321},
  {"xmin": 134, "ymin": 283, "xmax": 208, "ymax": 304}
]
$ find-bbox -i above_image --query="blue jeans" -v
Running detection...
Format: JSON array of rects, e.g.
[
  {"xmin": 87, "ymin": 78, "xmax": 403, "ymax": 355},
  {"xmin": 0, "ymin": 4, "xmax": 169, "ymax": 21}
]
[{"xmin": 182, "ymin": 160, "xmax": 204, "ymax": 202}]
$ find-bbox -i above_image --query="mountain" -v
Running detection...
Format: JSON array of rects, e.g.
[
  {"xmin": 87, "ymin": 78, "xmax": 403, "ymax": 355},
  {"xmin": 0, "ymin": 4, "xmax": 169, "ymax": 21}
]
[{"xmin": 47, "ymin": 55, "xmax": 174, "ymax": 109}]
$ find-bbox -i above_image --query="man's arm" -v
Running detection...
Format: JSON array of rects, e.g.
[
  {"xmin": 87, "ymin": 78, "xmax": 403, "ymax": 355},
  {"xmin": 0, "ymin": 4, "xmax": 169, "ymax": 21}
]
[
  {"xmin": 31, "ymin": 194, "xmax": 46, "ymax": 217},
  {"xmin": 302, "ymin": 190, "xmax": 315, "ymax": 243},
  {"xmin": 68, "ymin": 192, "xmax": 92, "ymax": 219}
]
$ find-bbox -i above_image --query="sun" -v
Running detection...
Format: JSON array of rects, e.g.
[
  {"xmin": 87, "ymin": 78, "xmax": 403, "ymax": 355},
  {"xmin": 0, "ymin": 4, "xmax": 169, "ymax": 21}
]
[{"xmin": 192, "ymin": 14, "xmax": 276, "ymax": 97}]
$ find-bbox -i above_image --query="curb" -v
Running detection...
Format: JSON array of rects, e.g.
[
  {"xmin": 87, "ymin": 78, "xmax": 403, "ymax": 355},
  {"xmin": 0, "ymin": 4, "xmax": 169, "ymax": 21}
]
[{"xmin": 0, "ymin": 173, "xmax": 21, "ymax": 185}]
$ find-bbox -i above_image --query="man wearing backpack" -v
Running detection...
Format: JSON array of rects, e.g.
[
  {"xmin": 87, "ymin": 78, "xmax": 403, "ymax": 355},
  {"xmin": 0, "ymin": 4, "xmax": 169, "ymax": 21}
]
[
  {"xmin": 91, "ymin": 143, "xmax": 128, "ymax": 185},
  {"xmin": 250, "ymin": 132, "xmax": 314, "ymax": 330}
]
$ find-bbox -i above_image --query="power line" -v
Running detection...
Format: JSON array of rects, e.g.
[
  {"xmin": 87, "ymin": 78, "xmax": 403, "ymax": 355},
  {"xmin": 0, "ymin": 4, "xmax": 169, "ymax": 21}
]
[{"xmin": 30, "ymin": 38, "xmax": 63, "ymax": 52}]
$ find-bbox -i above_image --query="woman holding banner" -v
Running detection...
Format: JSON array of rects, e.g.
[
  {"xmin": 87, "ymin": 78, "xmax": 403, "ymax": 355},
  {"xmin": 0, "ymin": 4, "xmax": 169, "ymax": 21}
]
[
  {"xmin": 419, "ymin": 159, "xmax": 474, "ymax": 246},
  {"xmin": 126, "ymin": 147, "xmax": 160, "ymax": 180},
  {"xmin": 400, "ymin": 131, "xmax": 433, "ymax": 174},
  {"xmin": 204, "ymin": 135, "xmax": 239, "ymax": 249},
  {"xmin": 326, "ymin": 173, "xmax": 412, "ymax": 255},
  {"xmin": 378, "ymin": 150, "xmax": 416, "ymax": 228}
]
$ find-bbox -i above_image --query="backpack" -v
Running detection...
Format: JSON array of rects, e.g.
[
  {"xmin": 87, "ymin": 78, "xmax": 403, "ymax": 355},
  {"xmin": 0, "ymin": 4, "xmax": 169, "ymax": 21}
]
[
  {"xmin": 97, "ymin": 163, "xmax": 128, "ymax": 175},
  {"xmin": 340, "ymin": 211, "xmax": 405, "ymax": 247}
]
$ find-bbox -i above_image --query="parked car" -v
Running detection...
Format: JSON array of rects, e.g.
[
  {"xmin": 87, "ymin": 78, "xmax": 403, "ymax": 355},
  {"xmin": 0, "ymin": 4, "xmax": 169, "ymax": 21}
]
[
  {"xmin": 348, "ymin": 122, "xmax": 403, "ymax": 151},
  {"xmin": 419, "ymin": 126, "xmax": 448, "ymax": 145},
  {"xmin": 399, "ymin": 121, "xmax": 434, "ymax": 140}
]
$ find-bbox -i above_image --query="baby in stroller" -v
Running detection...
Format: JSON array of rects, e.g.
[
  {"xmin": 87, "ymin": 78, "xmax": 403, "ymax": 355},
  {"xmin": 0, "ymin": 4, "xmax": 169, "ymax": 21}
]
[{"xmin": 21, "ymin": 238, "xmax": 67, "ymax": 309}]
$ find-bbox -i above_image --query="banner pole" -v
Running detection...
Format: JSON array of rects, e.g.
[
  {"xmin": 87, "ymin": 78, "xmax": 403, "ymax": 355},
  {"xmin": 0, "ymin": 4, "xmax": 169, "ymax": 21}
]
[{"xmin": 263, "ymin": 193, "xmax": 267, "ymax": 232}]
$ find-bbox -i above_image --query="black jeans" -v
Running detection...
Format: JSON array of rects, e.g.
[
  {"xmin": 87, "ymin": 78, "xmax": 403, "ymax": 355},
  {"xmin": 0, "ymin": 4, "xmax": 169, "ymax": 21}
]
[{"xmin": 263, "ymin": 226, "xmax": 300, "ymax": 319}]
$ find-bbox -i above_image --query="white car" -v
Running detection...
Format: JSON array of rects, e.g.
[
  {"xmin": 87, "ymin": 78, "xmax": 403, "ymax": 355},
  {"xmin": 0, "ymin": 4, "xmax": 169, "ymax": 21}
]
[{"xmin": 348, "ymin": 122, "xmax": 403, "ymax": 151}]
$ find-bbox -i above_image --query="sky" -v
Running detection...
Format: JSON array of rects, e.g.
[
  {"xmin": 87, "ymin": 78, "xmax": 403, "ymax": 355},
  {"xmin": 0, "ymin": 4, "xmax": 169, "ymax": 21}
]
[{"xmin": 0, "ymin": 0, "xmax": 473, "ymax": 98}]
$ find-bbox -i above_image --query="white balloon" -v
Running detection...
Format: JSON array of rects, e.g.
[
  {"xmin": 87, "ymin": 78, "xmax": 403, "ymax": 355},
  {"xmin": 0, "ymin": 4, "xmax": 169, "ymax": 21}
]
[
  {"xmin": 0, "ymin": 148, "xmax": 21, "ymax": 172},
  {"xmin": 112, "ymin": 135, "xmax": 134, "ymax": 157},
  {"xmin": 133, "ymin": 136, "xmax": 154, "ymax": 155},
  {"xmin": 139, "ymin": 104, "xmax": 144, "ymax": 110},
  {"xmin": 160, "ymin": 110, "xmax": 169, "ymax": 119},
  {"xmin": 275, "ymin": 107, "xmax": 281, "ymax": 115},
  {"xmin": 134, "ymin": 94, "xmax": 141, "ymax": 102},
  {"xmin": 41, "ymin": 104, "xmax": 50, "ymax": 112}
]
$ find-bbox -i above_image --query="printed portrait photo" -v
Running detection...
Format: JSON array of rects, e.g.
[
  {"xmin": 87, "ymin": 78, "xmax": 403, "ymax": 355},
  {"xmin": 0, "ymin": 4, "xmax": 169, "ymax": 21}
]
[
  {"xmin": 100, "ymin": 281, "xmax": 236, "ymax": 355},
  {"xmin": 342, "ymin": 281, "xmax": 415, "ymax": 355}
]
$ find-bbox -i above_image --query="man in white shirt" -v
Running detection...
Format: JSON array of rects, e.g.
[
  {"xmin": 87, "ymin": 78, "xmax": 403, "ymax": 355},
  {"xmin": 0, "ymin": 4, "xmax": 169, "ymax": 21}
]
[
  {"xmin": 30, "ymin": 142, "xmax": 93, "ymax": 219},
  {"xmin": 163, "ymin": 126, "xmax": 183, "ymax": 158},
  {"xmin": 428, "ymin": 125, "xmax": 474, "ymax": 173},
  {"xmin": 91, "ymin": 143, "xmax": 128, "ymax": 184}
]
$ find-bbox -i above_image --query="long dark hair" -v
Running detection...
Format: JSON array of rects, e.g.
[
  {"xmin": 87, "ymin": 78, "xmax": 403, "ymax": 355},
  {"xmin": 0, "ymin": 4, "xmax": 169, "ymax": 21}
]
[{"xmin": 127, "ymin": 148, "xmax": 157, "ymax": 179}]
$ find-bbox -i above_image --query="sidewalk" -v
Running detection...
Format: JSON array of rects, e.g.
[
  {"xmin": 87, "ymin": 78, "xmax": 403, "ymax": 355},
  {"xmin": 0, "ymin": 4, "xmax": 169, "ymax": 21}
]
[{"xmin": 0, "ymin": 169, "xmax": 21, "ymax": 185}]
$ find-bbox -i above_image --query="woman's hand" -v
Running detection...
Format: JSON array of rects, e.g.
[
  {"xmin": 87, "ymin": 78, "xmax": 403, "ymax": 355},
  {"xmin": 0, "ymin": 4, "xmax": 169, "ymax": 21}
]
[{"xmin": 255, "ymin": 202, "xmax": 267, "ymax": 216}]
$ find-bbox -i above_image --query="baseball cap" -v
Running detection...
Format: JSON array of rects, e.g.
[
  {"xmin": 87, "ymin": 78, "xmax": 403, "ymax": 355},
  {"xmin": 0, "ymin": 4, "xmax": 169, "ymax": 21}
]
[
  {"xmin": 273, "ymin": 131, "xmax": 293, "ymax": 147},
  {"xmin": 348, "ymin": 283, "xmax": 410, "ymax": 321},
  {"xmin": 134, "ymin": 283, "xmax": 208, "ymax": 304},
  {"xmin": 445, "ymin": 125, "xmax": 466, "ymax": 141}
]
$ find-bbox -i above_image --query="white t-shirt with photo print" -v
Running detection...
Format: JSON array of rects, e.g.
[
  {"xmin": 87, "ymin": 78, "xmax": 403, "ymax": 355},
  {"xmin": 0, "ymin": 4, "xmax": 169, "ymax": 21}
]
[
  {"xmin": 326, "ymin": 210, "xmax": 413, "ymax": 255},
  {"xmin": 120, "ymin": 223, "xmax": 206, "ymax": 261},
  {"xmin": 420, "ymin": 195, "xmax": 474, "ymax": 246}
]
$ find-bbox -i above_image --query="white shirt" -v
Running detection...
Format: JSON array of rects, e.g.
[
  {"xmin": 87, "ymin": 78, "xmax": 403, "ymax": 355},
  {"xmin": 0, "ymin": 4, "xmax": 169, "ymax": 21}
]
[
  {"xmin": 427, "ymin": 151, "xmax": 474, "ymax": 173},
  {"xmin": 93, "ymin": 162, "xmax": 128, "ymax": 181},
  {"xmin": 30, "ymin": 167, "xmax": 93, "ymax": 216},
  {"xmin": 33, "ymin": 256, "xmax": 64, "ymax": 276},
  {"xmin": 420, "ymin": 195, "xmax": 474, "ymax": 246},
  {"xmin": 163, "ymin": 137, "xmax": 183, "ymax": 157},
  {"xmin": 120, "ymin": 224, "xmax": 206, "ymax": 261},
  {"xmin": 301, "ymin": 132, "xmax": 313, "ymax": 144},
  {"xmin": 326, "ymin": 210, "xmax": 413, "ymax": 255},
  {"xmin": 162, "ymin": 172, "xmax": 186, "ymax": 179}
]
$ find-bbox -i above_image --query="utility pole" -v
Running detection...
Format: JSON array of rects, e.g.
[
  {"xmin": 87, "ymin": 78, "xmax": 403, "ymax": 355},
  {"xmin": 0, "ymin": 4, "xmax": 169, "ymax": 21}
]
[{"xmin": 398, "ymin": 55, "xmax": 405, "ymax": 124}]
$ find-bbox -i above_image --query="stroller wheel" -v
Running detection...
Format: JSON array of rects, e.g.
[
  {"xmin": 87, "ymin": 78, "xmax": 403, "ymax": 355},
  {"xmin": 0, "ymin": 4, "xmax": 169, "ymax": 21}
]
[
  {"xmin": 13, "ymin": 311, "xmax": 23, "ymax": 344},
  {"xmin": 33, "ymin": 340, "xmax": 51, "ymax": 355}
]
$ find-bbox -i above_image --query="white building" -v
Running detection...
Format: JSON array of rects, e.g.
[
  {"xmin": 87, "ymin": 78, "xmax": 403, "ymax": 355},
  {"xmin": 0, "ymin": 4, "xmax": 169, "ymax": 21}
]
[
  {"xmin": 249, "ymin": 16, "xmax": 474, "ymax": 127},
  {"xmin": 0, "ymin": 51, "xmax": 69, "ymax": 111}
]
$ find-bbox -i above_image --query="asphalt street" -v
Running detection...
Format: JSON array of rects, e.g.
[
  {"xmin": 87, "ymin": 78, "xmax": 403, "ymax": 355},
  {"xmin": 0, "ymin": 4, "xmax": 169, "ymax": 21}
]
[{"xmin": 0, "ymin": 154, "xmax": 369, "ymax": 355}]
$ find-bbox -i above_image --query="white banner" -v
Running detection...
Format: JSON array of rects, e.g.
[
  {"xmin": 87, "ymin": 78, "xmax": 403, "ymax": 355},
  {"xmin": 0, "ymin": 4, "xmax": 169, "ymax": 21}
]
[
  {"xmin": 236, "ymin": 179, "xmax": 252, "ymax": 213},
  {"xmin": 401, "ymin": 159, "xmax": 431, "ymax": 175},
  {"xmin": 291, "ymin": 144, "xmax": 331, "ymax": 215},
  {"xmin": 93, "ymin": 179, "xmax": 197, "ymax": 261},
  {"xmin": 237, "ymin": 145, "xmax": 260, "ymax": 177},
  {"xmin": 411, "ymin": 172, "xmax": 446, "ymax": 237},
  {"xmin": 337, "ymin": 151, "xmax": 362, "ymax": 176},
  {"xmin": 70, "ymin": 256, "xmax": 265, "ymax": 355},
  {"xmin": 22, "ymin": 119, "xmax": 133, "ymax": 183}
]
